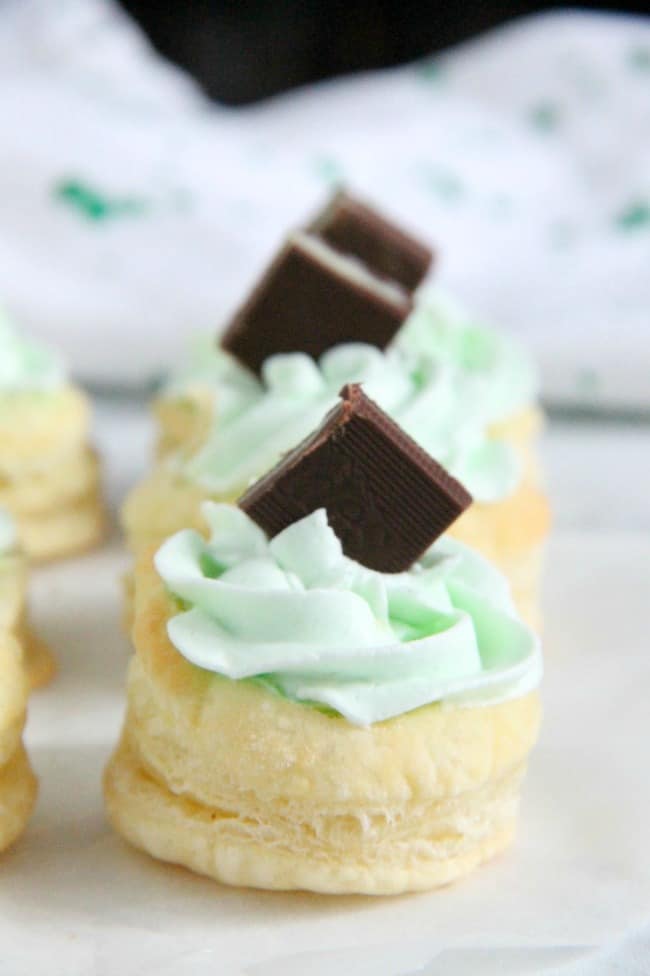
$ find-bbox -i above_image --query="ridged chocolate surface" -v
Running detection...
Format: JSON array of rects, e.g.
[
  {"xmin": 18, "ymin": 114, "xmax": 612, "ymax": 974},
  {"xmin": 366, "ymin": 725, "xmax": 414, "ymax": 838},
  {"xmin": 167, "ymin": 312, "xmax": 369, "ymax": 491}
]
[
  {"xmin": 220, "ymin": 238, "xmax": 412, "ymax": 375},
  {"xmin": 239, "ymin": 384, "xmax": 472, "ymax": 573},
  {"xmin": 310, "ymin": 190, "xmax": 434, "ymax": 292}
]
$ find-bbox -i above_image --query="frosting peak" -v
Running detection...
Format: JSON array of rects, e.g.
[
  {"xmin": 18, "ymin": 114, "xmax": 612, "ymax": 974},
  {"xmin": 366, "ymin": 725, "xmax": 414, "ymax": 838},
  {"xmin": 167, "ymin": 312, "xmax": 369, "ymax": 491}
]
[
  {"xmin": 155, "ymin": 503, "xmax": 542, "ymax": 726},
  {"xmin": 397, "ymin": 289, "xmax": 538, "ymax": 425},
  {"xmin": 0, "ymin": 308, "xmax": 65, "ymax": 393}
]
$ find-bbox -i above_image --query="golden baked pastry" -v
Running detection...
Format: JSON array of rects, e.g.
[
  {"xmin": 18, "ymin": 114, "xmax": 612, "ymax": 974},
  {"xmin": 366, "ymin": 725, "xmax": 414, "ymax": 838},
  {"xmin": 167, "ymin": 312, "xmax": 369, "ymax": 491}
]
[
  {"xmin": 0, "ymin": 314, "xmax": 105, "ymax": 561},
  {"xmin": 0, "ymin": 514, "xmax": 54, "ymax": 687},
  {"xmin": 0, "ymin": 634, "xmax": 37, "ymax": 852}
]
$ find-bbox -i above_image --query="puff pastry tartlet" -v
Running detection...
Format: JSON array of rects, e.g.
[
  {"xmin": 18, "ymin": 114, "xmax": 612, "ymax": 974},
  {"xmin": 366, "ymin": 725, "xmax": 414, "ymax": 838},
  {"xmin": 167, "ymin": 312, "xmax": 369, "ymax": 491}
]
[
  {"xmin": 108, "ymin": 391, "xmax": 542, "ymax": 894},
  {"xmin": 0, "ymin": 310, "xmax": 105, "ymax": 561},
  {"xmin": 106, "ymin": 504, "xmax": 541, "ymax": 894}
]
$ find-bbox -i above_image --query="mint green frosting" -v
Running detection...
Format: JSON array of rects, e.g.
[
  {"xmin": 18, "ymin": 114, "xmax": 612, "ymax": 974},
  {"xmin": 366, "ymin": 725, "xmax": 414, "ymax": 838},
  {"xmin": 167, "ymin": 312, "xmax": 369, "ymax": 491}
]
[
  {"xmin": 398, "ymin": 289, "xmax": 539, "ymax": 425},
  {"xmin": 162, "ymin": 335, "xmax": 260, "ymax": 423},
  {"xmin": 0, "ymin": 308, "xmax": 65, "ymax": 393},
  {"xmin": 155, "ymin": 503, "xmax": 542, "ymax": 726},
  {"xmin": 0, "ymin": 509, "xmax": 16, "ymax": 554}
]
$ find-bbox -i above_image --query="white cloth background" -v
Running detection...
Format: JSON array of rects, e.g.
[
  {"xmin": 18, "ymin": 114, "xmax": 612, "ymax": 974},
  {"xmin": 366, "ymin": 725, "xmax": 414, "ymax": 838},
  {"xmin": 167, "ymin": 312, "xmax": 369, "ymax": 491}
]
[{"xmin": 0, "ymin": 0, "xmax": 648, "ymax": 405}]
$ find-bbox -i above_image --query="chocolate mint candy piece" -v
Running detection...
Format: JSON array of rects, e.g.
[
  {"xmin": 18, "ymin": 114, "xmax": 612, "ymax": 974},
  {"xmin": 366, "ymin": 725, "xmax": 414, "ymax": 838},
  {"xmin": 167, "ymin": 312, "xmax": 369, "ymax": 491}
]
[
  {"xmin": 309, "ymin": 189, "xmax": 434, "ymax": 292},
  {"xmin": 239, "ymin": 383, "xmax": 472, "ymax": 573},
  {"xmin": 220, "ymin": 233, "xmax": 412, "ymax": 375}
]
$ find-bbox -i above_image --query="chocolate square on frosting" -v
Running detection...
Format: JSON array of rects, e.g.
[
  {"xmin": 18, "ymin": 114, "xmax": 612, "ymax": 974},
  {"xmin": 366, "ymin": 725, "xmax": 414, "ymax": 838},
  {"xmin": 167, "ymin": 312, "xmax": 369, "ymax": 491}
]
[
  {"xmin": 239, "ymin": 384, "xmax": 472, "ymax": 573},
  {"xmin": 220, "ymin": 233, "xmax": 412, "ymax": 375},
  {"xmin": 309, "ymin": 189, "xmax": 434, "ymax": 292}
]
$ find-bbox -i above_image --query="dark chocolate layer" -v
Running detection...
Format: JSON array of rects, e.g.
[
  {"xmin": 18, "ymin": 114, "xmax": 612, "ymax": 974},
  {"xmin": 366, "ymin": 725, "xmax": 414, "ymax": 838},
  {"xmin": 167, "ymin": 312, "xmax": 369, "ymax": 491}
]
[
  {"xmin": 239, "ymin": 384, "xmax": 472, "ymax": 572},
  {"xmin": 309, "ymin": 189, "xmax": 433, "ymax": 292},
  {"xmin": 220, "ymin": 234, "xmax": 412, "ymax": 375}
]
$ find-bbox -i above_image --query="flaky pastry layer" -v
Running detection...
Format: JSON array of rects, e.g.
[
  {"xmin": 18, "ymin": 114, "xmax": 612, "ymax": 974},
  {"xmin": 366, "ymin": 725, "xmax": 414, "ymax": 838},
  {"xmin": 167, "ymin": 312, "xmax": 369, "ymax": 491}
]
[{"xmin": 106, "ymin": 558, "xmax": 541, "ymax": 893}]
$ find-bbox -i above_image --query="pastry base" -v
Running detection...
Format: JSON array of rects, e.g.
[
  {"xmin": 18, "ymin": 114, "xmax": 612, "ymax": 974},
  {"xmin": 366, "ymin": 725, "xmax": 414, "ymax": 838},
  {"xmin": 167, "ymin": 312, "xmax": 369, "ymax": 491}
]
[
  {"xmin": 17, "ymin": 494, "xmax": 106, "ymax": 563},
  {"xmin": 0, "ymin": 387, "xmax": 89, "ymax": 466},
  {"xmin": 0, "ymin": 636, "xmax": 36, "ymax": 853},
  {"xmin": 490, "ymin": 406, "xmax": 544, "ymax": 487},
  {"xmin": 153, "ymin": 392, "xmax": 215, "ymax": 462},
  {"xmin": 106, "ymin": 563, "xmax": 541, "ymax": 895},
  {"xmin": 0, "ymin": 553, "xmax": 27, "ymax": 635},
  {"xmin": 0, "ymin": 555, "xmax": 55, "ymax": 688},
  {"xmin": 497, "ymin": 544, "xmax": 545, "ymax": 633},
  {"xmin": 0, "ymin": 447, "xmax": 100, "ymax": 515},
  {"xmin": 0, "ymin": 744, "xmax": 37, "ymax": 854},
  {"xmin": 105, "ymin": 733, "xmax": 521, "ymax": 895},
  {"xmin": 448, "ymin": 477, "xmax": 550, "ymax": 630},
  {"xmin": 0, "ymin": 385, "xmax": 106, "ymax": 562}
]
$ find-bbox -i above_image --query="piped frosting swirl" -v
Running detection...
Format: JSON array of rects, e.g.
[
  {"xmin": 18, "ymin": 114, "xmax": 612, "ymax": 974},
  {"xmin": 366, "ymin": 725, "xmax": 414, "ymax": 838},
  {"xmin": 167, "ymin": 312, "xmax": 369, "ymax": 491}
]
[{"xmin": 155, "ymin": 503, "xmax": 542, "ymax": 726}]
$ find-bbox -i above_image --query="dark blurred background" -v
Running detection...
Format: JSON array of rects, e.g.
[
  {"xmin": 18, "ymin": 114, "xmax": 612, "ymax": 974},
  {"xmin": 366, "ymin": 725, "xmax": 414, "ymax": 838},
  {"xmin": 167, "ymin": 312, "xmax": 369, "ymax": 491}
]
[{"xmin": 120, "ymin": 0, "xmax": 649, "ymax": 105}]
